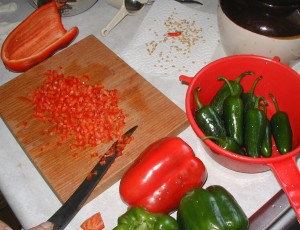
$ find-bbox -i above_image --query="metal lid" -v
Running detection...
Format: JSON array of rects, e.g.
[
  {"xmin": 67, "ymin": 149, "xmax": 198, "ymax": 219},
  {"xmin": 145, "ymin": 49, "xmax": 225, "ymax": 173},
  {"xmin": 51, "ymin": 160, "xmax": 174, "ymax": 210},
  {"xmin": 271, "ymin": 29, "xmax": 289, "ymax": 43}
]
[{"xmin": 27, "ymin": 0, "xmax": 98, "ymax": 17}]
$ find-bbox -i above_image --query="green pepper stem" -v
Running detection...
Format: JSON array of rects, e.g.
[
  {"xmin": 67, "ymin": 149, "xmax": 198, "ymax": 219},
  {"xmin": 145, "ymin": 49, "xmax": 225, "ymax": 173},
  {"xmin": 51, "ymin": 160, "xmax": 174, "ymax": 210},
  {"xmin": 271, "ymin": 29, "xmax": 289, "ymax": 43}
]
[
  {"xmin": 269, "ymin": 94, "xmax": 280, "ymax": 112},
  {"xmin": 217, "ymin": 76, "xmax": 234, "ymax": 96},
  {"xmin": 201, "ymin": 136, "xmax": 222, "ymax": 142},
  {"xmin": 254, "ymin": 96, "xmax": 267, "ymax": 109},
  {"xmin": 249, "ymin": 75, "xmax": 263, "ymax": 94},
  {"xmin": 260, "ymin": 101, "xmax": 267, "ymax": 114},
  {"xmin": 236, "ymin": 71, "xmax": 255, "ymax": 83},
  {"xmin": 194, "ymin": 87, "xmax": 203, "ymax": 110}
]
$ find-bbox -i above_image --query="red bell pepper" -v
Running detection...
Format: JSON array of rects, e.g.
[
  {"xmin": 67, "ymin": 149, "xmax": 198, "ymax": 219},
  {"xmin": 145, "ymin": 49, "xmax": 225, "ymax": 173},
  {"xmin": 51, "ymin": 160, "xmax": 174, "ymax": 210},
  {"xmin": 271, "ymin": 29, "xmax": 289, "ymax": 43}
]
[
  {"xmin": 119, "ymin": 137, "xmax": 207, "ymax": 214},
  {"xmin": 1, "ymin": 2, "xmax": 78, "ymax": 72}
]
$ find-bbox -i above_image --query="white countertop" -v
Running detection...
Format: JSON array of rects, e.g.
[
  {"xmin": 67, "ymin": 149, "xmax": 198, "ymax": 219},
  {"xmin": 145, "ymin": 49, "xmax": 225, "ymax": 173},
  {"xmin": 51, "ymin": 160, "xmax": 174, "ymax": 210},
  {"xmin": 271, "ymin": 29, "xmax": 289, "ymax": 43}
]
[{"xmin": 1, "ymin": 0, "xmax": 299, "ymax": 229}]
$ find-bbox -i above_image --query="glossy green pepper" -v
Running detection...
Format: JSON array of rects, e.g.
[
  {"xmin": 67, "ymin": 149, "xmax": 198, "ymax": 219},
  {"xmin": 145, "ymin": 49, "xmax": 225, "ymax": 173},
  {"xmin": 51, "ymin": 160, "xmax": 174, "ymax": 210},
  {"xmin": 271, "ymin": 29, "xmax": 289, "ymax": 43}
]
[
  {"xmin": 242, "ymin": 75, "xmax": 263, "ymax": 116},
  {"xmin": 202, "ymin": 136, "xmax": 246, "ymax": 156},
  {"xmin": 219, "ymin": 77, "xmax": 244, "ymax": 146},
  {"xmin": 244, "ymin": 96, "xmax": 267, "ymax": 158},
  {"xmin": 177, "ymin": 185, "xmax": 249, "ymax": 230},
  {"xmin": 194, "ymin": 87, "xmax": 226, "ymax": 138},
  {"xmin": 260, "ymin": 103, "xmax": 272, "ymax": 158},
  {"xmin": 269, "ymin": 94, "xmax": 293, "ymax": 154},
  {"xmin": 210, "ymin": 71, "xmax": 254, "ymax": 118},
  {"xmin": 261, "ymin": 119, "xmax": 272, "ymax": 158},
  {"xmin": 113, "ymin": 207, "xmax": 179, "ymax": 230}
]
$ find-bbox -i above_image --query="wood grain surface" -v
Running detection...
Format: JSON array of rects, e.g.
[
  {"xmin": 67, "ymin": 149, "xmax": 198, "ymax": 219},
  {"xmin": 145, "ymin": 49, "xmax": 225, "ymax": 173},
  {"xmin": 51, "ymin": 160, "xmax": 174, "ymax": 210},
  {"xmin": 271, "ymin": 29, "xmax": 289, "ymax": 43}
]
[{"xmin": 0, "ymin": 35, "xmax": 188, "ymax": 204}]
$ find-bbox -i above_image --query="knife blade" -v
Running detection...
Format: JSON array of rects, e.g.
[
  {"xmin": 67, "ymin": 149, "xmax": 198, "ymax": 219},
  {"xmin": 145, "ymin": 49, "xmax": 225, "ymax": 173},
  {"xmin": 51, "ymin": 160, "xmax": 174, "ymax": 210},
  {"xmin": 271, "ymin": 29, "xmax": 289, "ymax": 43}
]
[{"xmin": 48, "ymin": 125, "xmax": 138, "ymax": 230}]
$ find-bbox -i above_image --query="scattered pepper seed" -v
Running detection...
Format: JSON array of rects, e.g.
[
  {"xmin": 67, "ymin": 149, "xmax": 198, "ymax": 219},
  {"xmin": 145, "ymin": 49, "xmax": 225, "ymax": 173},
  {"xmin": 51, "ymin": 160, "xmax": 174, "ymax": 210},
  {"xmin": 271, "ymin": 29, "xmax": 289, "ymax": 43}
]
[{"xmin": 144, "ymin": 8, "xmax": 203, "ymax": 75}]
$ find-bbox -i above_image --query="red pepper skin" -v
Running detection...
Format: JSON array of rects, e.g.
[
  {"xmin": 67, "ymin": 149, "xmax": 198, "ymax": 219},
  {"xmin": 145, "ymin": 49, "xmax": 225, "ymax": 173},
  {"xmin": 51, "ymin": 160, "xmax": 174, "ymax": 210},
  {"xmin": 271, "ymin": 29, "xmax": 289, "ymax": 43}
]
[
  {"xmin": 1, "ymin": 2, "xmax": 78, "ymax": 72},
  {"xmin": 119, "ymin": 137, "xmax": 207, "ymax": 214}
]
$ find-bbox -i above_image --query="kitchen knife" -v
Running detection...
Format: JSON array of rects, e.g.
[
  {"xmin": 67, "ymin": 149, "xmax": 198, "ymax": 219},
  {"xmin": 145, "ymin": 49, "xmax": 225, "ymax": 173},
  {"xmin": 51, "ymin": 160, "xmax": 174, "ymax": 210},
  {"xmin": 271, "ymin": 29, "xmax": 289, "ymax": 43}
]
[
  {"xmin": 249, "ymin": 189, "xmax": 299, "ymax": 230},
  {"xmin": 48, "ymin": 125, "xmax": 138, "ymax": 230}
]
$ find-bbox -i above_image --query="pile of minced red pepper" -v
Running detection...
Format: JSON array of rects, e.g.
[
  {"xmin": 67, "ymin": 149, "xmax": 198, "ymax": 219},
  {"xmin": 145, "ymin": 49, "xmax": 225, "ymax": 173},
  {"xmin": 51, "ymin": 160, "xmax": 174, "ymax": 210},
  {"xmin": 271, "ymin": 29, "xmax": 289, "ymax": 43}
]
[
  {"xmin": 82, "ymin": 137, "xmax": 249, "ymax": 230},
  {"xmin": 194, "ymin": 71, "xmax": 293, "ymax": 158}
]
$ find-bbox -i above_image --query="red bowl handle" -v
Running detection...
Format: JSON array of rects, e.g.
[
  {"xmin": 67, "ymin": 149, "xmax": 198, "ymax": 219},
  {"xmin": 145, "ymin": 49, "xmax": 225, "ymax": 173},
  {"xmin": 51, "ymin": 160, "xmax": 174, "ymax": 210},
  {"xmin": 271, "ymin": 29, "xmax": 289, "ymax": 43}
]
[
  {"xmin": 179, "ymin": 75, "xmax": 193, "ymax": 85},
  {"xmin": 268, "ymin": 157, "xmax": 300, "ymax": 221},
  {"xmin": 272, "ymin": 56, "xmax": 281, "ymax": 62}
]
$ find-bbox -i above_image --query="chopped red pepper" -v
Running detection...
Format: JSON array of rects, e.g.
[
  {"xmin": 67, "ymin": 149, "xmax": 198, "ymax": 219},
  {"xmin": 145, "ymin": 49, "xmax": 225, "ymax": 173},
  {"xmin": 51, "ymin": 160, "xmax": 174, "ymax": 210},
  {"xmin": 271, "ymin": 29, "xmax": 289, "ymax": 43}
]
[
  {"xmin": 80, "ymin": 212, "xmax": 105, "ymax": 230},
  {"xmin": 167, "ymin": 31, "xmax": 182, "ymax": 37},
  {"xmin": 28, "ymin": 69, "xmax": 127, "ymax": 149},
  {"xmin": 119, "ymin": 137, "xmax": 207, "ymax": 214},
  {"xmin": 1, "ymin": 2, "xmax": 78, "ymax": 72},
  {"xmin": 86, "ymin": 170, "xmax": 98, "ymax": 180}
]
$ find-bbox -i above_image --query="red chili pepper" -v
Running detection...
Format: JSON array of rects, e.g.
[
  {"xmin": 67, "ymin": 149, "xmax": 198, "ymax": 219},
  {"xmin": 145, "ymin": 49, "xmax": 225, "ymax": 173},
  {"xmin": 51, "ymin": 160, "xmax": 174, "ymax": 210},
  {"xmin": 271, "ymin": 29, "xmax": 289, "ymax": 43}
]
[
  {"xmin": 1, "ymin": 2, "xmax": 78, "ymax": 72},
  {"xmin": 119, "ymin": 137, "xmax": 207, "ymax": 214},
  {"xmin": 167, "ymin": 31, "xmax": 182, "ymax": 37}
]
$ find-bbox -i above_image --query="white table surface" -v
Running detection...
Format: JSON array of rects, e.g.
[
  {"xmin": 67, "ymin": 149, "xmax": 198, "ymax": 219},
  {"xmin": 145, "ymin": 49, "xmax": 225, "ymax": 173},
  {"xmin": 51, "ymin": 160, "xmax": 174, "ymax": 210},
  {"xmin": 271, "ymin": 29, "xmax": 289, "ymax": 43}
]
[{"xmin": 1, "ymin": 0, "xmax": 300, "ymax": 229}]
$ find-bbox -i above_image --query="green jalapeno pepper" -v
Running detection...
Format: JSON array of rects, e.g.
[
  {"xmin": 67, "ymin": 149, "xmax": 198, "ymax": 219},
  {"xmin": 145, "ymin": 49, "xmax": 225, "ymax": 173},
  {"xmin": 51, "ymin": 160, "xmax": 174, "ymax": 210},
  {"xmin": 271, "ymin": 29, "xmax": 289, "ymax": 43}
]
[
  {"xmin": 218, "ymin": 77, "xmax": 244, "ymax": 146},
  {"xmin": 242, "ymin": 75, "xmax": 263, "ymax": 115},
  {"xmin": 194, "ymin": 87, "xmax": 226, "ymax": 138},
  {"xmin": 202, "ymin": 136, "xmax": 246, "ymax": 155},
  {"xmin": 269, "ymin": 94, "xmax": 293, "ymax": 154},
  {"xmin": 244, "ymin": 96, "xmax": 267, "ymax": 158},
  {"xmin": 260, "ymin": 103, "xmax": 272, "ymax": 158},
  {"xmin": 210, "ymin": 71, "xmax": 254, "ymax": 118}
]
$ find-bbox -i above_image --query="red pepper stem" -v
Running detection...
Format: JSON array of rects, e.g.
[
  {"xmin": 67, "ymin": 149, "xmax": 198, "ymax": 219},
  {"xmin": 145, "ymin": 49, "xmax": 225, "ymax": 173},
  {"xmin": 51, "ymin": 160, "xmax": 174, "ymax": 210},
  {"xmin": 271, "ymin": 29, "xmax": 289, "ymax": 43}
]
[
  {"xmin": 269, "ymin": 94, "xmax": 280, "ymax": 112},
  {"xmin": 249, "ymin": 75, "xmax": 263, "ymax": 94},
  {"xmin": 217, "ymin": 76, "xmax": 234, "ymax": 96},
  {"xmin": 236, "ymin": 71, "xmax": 254, "ymax": 84},
  {"xmin": 194, "ymin": 87, "xmax": 203, "ymax": 110}
]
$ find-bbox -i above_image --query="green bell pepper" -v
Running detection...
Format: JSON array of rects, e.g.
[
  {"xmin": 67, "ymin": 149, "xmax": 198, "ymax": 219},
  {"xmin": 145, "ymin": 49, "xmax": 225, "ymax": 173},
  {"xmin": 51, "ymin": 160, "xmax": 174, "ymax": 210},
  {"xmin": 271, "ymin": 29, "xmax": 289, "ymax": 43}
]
[
  {"xmin": 113, "ymin": 207, "xmax": 179, "ymax": 230},
  {"xmin": 177, "ymin": 185, "xmax": 249, "ymax": 230}
]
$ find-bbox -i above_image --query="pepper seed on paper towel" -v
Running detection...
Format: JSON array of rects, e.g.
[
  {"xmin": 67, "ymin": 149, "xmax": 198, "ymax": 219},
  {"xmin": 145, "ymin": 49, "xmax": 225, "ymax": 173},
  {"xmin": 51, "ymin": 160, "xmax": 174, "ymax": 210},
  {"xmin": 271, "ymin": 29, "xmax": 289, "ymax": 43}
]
[{"xmin": 145, "ymin": 8, "xmax": 205, "ymax": 75}]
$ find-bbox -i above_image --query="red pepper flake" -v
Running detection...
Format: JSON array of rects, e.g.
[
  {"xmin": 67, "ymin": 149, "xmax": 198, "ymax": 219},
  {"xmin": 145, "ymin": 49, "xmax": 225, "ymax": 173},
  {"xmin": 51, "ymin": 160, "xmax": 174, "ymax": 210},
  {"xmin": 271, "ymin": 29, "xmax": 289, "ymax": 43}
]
[
  {"xmin": 99, "ymin": 156, "xmax": 107, "ymax": 166},
  {"xmin": 90, "ymin": 151, "xmax": 99, "ymax": 158},
  {"xmin": 100, "ymin": 134, "xmax": 134, "ymax": 161},
  {"xmin": 86, "ymin": 170, "xmax": 98, "ymax": 180},
  {"xmin": 167, "ymin": 31, "xmax": 182, "ymax": 37},
  {"xmin": 98, "ymin": 132, "xmax": 134, "ymax": 164},
  {"xmin": 40, "ymin": 142, "xmax": 51, "ymax": 153},
  {"xmin": 21, "ymin": 120, "xmax": 28, "ymax": 127},
  {"xmin": 28, "ymin": 69, "xmax": 127, "ymax": 149}
]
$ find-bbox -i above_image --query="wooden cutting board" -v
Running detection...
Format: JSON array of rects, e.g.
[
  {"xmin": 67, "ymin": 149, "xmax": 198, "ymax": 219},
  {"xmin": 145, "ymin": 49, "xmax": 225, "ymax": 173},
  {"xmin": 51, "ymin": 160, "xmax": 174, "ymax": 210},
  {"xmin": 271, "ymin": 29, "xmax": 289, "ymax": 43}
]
[{"xmin": 0, "ymin": 35, "xmax": 188, "ymax": 204}]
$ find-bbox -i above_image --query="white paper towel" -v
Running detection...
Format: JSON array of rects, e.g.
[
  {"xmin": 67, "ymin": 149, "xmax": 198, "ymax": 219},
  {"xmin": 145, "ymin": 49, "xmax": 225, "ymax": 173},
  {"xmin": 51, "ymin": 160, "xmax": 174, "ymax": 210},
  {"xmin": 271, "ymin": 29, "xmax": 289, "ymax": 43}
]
[{"xmin": 121, "ymin": 0, "xmax": 219, "ymax": 78}]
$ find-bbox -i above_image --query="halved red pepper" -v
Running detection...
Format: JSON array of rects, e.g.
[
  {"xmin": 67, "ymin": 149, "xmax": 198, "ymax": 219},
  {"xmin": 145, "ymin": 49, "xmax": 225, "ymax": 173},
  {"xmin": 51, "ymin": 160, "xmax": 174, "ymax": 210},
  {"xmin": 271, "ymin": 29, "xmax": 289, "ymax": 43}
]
[
  {"xmin": 1, "ymin": 2, "xmax": 78, "ymax": 72},
  {"xmin": 119, "ymin": 137, "xmax": 207, "ymax": 214}
]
